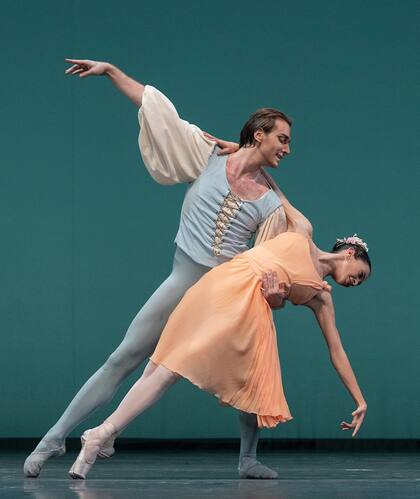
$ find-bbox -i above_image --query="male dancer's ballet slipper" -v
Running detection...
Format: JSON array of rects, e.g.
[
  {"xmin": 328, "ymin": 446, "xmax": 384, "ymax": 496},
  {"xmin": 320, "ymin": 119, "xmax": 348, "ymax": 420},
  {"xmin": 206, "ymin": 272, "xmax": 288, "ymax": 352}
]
[
  {"xmin": 238, "ymin": 458, "xmax": 279, "ymax": 479},
  {"xmin": 81, "ymin": 429, "xmax": 116, "ymax": 458},
  {"xmin": 69, "ymin": 421, "xmax": 117, "ymax": 479},
  {"xmin": 23, "ymin": 441, "xmax": 66, "ymax": 477}
]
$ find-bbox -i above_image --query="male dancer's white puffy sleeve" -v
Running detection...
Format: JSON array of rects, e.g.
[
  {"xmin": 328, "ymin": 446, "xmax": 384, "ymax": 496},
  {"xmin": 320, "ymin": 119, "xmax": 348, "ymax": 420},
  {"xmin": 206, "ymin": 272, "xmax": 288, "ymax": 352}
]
[{"xmin": 138, "ymin": 86, "xmax": 215, "ymax": 184}]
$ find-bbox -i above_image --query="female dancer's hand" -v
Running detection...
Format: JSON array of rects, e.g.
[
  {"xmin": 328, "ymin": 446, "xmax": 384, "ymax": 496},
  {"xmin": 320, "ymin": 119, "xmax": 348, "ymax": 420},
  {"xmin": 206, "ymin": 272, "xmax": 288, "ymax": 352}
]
[
  {"xmin": 65, "ymin": 58, "xmax": 110, "ymax": 78},
  {"xmin": 261, "ymin": 271, "xmax": 290, "ymax": 309},
  {"xmin": 340, "ymin": 403, "xmax": 367, "ymax": 437},
  {"xmin": 203, "ymin": 132, "xmax": 239, "ymax": 155}
]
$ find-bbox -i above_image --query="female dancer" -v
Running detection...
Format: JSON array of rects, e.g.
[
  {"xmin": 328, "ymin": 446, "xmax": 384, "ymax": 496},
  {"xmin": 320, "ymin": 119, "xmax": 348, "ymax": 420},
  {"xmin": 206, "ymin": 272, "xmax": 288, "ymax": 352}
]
[
  {"xmin": 24, "ymin": 59, "xmax": 305, "ymax": 479},
  {"xmin": 69, "ymin": 232, "xmax": 370, "ymax": 479}
]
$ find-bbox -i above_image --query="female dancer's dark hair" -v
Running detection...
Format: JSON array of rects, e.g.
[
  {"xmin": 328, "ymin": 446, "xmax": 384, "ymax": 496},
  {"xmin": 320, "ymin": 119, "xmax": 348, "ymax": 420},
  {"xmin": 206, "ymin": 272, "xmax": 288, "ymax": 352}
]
[{"xmin": 332, "ymin": 241, "xmax": 372, "ymax": 271}]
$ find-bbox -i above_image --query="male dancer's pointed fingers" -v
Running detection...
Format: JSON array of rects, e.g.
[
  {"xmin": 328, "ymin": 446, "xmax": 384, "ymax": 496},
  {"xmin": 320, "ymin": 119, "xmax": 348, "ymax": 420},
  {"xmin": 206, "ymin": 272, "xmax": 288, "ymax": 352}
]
[
  {"xmin": 262, "ymin": 273, "xmax": 268, "ymax": 288},
  {"xmin": 65, "ymin": 64, "xmax": 80, "ymax": 74},
  {"xmin": 67, "ymin": 67, "xmax": 85, "ymax": 76},
  {"xmin": 267, "ymin": 271, "xmax": 274, "ymax": 290},
  {"xmin": 65, "ymin": 58, "xmax": 90, "ymax": 65},
  {"xmin": 203, "ymin": 131, "xmax": 218, "ymax": 141}
]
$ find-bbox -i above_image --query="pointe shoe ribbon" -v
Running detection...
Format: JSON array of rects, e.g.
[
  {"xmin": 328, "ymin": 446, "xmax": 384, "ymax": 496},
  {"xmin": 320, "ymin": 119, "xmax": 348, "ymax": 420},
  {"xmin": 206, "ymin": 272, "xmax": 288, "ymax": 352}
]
[{"xmin": 69, "ymin": 422, "xmax": 117, "ymax": 480}]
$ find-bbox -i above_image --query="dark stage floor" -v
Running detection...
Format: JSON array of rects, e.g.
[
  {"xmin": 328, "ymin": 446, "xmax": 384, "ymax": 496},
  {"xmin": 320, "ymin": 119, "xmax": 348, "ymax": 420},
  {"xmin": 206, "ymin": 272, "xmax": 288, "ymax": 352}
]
[{"xmin": 1, "ymin": 450, "xmax": 419, "ymax": 498}]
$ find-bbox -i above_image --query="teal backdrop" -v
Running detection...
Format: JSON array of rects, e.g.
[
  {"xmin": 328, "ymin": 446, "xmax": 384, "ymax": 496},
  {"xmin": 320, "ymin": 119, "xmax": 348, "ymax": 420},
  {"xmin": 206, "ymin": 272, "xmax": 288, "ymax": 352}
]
[{"xmin": 1, "ymin": 0, "xmax": 419, "ymax": 440}]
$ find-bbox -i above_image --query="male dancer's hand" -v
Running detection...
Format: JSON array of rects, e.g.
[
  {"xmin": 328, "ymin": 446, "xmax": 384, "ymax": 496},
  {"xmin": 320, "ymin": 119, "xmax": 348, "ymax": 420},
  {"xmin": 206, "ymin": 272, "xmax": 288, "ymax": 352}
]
[
  {"xmin": 64, "ymin": 59, "xmax": 145, "ymax": 106},
  {"xmin": 203, "ymin": 132, "xmax": 239, "ymax": 155},
  {"xmin": 65, "ymin": 58, "xmax": 110, "ymax": 78},
  {"xmin": 261, "ymin": 271, "xmax": 290, "ymax": 309}
]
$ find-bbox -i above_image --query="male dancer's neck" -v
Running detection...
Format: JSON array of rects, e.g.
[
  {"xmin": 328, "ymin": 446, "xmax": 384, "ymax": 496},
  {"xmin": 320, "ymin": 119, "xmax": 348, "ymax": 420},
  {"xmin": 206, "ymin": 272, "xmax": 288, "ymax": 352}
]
[{"xmin": 228, "ymin": 147, "xmax": 265, "ymax": 177}]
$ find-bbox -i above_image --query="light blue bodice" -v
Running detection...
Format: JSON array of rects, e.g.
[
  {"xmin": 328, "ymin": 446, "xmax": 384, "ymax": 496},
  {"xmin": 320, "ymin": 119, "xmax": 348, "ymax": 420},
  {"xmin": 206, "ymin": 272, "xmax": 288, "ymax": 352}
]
[{"xmin": 175, "ymin": 149, "xmax": 281, "ymax": 268}]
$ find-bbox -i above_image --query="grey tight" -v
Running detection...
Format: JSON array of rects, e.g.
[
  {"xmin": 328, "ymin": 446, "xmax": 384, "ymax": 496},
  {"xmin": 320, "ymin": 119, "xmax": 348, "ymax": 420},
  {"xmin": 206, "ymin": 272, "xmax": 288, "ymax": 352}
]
[
  {"xmin": 45, "ymin": 247, "xmax": 209, "ymax": 442},
  {"xmin": 42, "ymin": 247, "xmax": 260, "ymax": 464}
]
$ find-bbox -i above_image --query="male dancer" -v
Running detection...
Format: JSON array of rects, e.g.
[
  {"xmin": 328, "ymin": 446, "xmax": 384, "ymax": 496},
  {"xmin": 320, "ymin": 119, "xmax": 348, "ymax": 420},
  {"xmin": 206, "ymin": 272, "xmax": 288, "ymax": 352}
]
[{"xmin": 24, "ymin": 59, "xmax": 310, "ymax": 479}]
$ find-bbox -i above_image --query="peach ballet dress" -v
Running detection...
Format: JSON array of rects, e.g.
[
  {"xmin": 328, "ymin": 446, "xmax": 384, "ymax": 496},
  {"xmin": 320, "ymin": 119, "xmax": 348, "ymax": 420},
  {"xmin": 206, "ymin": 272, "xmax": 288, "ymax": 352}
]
[{"xmin": 150, "ymin": 232, "xmax": 328, "ymax": 428}]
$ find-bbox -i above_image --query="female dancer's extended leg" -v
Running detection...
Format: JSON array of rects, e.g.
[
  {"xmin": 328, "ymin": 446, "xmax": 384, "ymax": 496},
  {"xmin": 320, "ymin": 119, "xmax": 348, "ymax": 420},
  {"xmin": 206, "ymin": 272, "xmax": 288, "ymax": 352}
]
[
  {"xmin": 24, "ymin": 248, "xmax": 209, "ymax": 477},
  {"xmin": 69, "ymin": 362, "xmax": 179, "ymax": 479}
]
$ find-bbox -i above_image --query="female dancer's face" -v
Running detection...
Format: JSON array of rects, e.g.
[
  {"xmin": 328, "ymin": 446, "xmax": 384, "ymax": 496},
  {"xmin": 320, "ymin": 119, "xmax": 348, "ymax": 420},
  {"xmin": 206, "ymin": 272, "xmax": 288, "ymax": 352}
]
[
  {"xmin": 256, "ymin": 119, "xmax": 291, "ymax": 168},
  {"xmin": 333, "ymin": 252, "xmax": 370, "ymax": 287}
]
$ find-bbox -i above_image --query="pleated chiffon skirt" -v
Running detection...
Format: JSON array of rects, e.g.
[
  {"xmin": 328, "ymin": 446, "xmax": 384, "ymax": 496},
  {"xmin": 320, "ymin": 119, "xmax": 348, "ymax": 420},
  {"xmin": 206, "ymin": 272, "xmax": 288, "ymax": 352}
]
[{"xmin": 150, "ymin": 253, "xmax": 292, "ymax": 428}]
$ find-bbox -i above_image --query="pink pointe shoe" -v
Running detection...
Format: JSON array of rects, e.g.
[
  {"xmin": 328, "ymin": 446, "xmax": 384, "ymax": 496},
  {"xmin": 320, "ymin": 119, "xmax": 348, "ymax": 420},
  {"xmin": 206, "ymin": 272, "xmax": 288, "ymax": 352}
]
[
  {"xmin": 68, "ymin": 421, "xmax": 117, "ymax": 479},
  {"xmin": 80, "ymin": 428, "xmax": 117, "ymax": 459}
]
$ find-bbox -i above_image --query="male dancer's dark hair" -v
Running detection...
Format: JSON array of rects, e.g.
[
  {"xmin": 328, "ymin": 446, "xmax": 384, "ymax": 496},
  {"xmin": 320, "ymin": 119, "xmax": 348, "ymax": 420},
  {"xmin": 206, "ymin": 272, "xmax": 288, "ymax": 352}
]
[{"xmin": 239, "ymin": 108, "xmax": 292, "ymax": 148}]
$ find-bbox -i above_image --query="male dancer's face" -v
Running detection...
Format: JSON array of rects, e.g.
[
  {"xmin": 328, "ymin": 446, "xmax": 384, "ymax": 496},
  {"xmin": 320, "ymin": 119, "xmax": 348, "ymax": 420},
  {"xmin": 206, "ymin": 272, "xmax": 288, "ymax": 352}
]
[{"xmin": 256, "ymin": 119, "xmax": 291, "ymax": 168}]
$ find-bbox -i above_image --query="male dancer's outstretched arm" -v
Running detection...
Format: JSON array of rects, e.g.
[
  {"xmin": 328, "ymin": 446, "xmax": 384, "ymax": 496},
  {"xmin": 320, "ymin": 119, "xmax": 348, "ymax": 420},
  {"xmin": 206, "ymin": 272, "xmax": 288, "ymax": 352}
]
[
  {"xmin": 65, "ymin": 59, "xmax": 145, "ymax": 105},
  {"xmin": 66, "ymin": 58, "xmax": 219, "ymax": 184}
]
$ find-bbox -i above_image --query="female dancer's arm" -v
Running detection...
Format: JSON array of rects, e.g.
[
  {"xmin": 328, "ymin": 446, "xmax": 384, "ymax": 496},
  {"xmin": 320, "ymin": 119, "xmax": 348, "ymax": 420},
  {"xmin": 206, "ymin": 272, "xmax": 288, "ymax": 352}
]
[{"xmin": 306, "ymin": 290, "xmax": 367, "ymax": 436}]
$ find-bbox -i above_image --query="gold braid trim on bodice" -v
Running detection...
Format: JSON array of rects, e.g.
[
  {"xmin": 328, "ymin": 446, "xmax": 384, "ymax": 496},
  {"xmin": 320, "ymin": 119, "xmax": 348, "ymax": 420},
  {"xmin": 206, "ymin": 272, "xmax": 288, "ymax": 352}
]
[{"xmin": 211, "ymin": 191, "xmax": 243, "ymax": 256}]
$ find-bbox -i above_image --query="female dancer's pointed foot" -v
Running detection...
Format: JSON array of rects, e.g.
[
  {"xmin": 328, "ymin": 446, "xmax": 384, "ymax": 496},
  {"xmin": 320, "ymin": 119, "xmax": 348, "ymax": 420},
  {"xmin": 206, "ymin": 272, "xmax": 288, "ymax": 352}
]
[
  {"xmin": 238, "ymin": 457, "xmax": 278, "ymax": 479},
  {"xmin": 23, "ymin": 439, "xmax": 66, "ymax": 478},
  {"xmin": 69, "ymin": 422, "xmax": 117, "ymax": 480}
]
